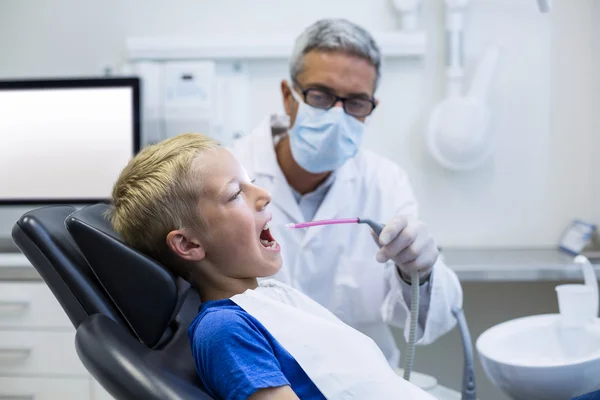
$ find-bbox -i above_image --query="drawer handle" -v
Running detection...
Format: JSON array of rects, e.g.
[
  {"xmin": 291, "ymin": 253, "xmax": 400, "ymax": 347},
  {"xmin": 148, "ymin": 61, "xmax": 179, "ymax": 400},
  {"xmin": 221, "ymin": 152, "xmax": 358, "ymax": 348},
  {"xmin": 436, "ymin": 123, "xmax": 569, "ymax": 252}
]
[
  {"xmin": 0, "ymin": 348, "xmax": 32, "ymax": 362},
  {"xmin": 0, "ymin": 395, "xmax": 35, "ymax": 400},
  {"xmin": 0, "ymin": 301, "xmax": 30, "ymax": 316}
]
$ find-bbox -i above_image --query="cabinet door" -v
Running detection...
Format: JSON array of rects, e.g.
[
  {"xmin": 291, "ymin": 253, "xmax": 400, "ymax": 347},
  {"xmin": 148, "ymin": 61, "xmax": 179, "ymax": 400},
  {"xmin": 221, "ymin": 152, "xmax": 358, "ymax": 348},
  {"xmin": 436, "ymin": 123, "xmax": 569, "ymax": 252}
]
[
  {"xmin": 0, "ymin": 377, "xmax": 91, "ymax": 400},
  {"xmin": 0, "ymin": 330, "xmax": 87, "ymax": 377},
  {"xmin": 0, "ymin": 282, "xmax": 71, "ymax": 329}
]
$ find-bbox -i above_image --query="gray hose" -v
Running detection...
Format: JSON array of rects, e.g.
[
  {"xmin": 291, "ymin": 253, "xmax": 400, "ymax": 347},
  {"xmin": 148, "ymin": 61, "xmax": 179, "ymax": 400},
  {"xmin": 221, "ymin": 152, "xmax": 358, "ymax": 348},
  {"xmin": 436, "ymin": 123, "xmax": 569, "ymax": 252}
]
[
  {"xmin": 359, "ymin": 218, "xmax": 420, "ymax": 381},
  {"xmin": 403, "ymin": 269, "xmax": 420, "ymax": 381},
  {"xmin": 451, "ymin": 307, "xmax": 477, "ymax": 400}
]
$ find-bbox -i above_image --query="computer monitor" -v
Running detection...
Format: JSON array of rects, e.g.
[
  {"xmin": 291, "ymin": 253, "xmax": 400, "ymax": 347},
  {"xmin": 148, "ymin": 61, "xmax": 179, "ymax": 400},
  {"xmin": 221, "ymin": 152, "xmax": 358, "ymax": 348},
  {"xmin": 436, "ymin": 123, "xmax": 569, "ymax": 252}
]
[{"xmin": 0, "ymin": 77, "xmax": 140, "ymax": 204}]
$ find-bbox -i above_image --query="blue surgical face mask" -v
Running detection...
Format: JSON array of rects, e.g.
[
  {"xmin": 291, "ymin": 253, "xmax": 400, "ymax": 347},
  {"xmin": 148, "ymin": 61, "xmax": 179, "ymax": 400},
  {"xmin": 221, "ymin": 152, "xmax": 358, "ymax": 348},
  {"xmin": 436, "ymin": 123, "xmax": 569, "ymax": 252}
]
[{"xmin": 287, "ymin": 87, "xmax": 365, "ymax": 174}]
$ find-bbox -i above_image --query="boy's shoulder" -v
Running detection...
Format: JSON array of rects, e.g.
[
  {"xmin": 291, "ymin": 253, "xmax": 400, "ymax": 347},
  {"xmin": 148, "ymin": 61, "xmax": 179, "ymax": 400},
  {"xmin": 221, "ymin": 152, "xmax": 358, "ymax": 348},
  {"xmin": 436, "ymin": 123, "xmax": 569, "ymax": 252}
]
[{"xmin": 188, "ymin": 300, "xmax": 259, "ymax": 341}]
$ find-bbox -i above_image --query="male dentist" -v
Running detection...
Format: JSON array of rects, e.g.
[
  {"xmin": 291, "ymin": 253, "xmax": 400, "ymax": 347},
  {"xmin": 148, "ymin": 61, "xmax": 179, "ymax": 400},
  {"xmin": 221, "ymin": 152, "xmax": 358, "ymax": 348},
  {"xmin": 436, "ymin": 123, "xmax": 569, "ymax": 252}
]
[{"xmin": 229, "ymin": 18, "xmax": 463, "ymax": 368}]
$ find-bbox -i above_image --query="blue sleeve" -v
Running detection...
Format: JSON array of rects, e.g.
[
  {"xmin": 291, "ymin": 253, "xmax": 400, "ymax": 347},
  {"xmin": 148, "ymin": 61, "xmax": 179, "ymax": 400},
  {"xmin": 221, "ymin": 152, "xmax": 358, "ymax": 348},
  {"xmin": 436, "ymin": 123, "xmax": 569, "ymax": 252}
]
[
  {"xmin": 573, "ymin": 390, "xmax": 600, "ymax": 400},
  {"xmin": 191, "ymin": 309, "xmax": 290, "ymax": 400}
]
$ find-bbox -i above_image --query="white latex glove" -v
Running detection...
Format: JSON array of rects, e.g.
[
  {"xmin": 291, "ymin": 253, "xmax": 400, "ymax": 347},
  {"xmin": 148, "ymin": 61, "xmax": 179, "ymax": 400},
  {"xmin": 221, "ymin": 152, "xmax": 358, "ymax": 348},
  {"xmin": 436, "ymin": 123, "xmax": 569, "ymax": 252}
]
[{"xmin": 373, "ymin": 215, "xmax": 439, "ymax": 282}]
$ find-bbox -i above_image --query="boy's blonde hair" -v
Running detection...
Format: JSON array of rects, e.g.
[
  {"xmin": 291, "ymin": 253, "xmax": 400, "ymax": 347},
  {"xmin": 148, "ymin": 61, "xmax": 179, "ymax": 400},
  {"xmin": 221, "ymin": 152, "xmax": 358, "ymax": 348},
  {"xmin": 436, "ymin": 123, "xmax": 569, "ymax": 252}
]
[{"xmin": 108, "ymin": 133, "xmax": 219, "ymax": 279}]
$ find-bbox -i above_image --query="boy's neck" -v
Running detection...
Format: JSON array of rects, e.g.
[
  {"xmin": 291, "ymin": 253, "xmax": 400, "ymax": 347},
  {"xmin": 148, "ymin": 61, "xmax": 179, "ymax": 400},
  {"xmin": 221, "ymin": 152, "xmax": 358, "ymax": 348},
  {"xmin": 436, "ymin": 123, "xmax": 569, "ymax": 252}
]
[{"xmin": 196, "ymin": 277, "xmax": 259, "ymax": 302}]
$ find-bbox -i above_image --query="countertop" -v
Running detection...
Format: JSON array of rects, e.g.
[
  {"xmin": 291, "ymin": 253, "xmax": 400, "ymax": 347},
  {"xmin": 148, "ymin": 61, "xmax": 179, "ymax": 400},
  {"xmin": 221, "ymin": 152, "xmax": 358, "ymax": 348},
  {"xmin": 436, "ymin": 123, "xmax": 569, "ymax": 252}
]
[
  {"xmin": 1, "ymin": 236, "xmax": 599, "ymax": 282},
  {"xmin": 441, "ymin": 248, "xmax": 600, "ymax": 282}
]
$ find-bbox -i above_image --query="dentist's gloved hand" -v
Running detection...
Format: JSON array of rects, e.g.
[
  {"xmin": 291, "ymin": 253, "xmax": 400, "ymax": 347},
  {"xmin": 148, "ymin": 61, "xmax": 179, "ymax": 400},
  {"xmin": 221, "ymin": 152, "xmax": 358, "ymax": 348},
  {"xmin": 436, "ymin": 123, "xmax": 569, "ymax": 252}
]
[{"xmin": 372, "ymin": 215, "xmax": 439, "ymax": 283}]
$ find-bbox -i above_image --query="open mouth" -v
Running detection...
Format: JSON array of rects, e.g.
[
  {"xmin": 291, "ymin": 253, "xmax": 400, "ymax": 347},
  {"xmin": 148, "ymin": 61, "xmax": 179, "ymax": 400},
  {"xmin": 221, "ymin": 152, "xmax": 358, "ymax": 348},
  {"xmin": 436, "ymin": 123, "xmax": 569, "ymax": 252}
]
[{"xmin": 260, "ymin": 223, "xmax": 278, "ymax": 249}]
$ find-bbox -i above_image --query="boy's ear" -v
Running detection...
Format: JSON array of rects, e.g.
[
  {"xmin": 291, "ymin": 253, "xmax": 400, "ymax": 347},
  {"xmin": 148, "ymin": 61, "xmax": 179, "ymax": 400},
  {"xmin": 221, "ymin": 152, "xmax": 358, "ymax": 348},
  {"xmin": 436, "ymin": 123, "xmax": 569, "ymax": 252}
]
[{"xmin": 166, "ymin": 229, "xmax": 206, "ymax": 262}]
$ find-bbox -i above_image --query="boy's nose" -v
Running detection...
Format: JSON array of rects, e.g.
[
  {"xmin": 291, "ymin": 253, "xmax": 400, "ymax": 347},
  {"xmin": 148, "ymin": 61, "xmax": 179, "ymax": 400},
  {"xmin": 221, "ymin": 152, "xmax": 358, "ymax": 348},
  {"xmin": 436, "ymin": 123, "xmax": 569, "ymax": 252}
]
[
  {"xmin": 257, "ymin": 198, "xmax": 270, "ymax": 211},
  {"xmin": 255, "ymin": 187, "xmax": 272, "ymax": 211}
]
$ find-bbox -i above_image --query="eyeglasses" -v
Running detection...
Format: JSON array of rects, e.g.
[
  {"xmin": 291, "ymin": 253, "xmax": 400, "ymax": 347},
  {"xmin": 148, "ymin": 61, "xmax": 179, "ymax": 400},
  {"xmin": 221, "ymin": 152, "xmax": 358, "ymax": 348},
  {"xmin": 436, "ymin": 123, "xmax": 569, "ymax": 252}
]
[{"xmin": 294, "ymin": 85, "xmax": 376, "ymax": 118}]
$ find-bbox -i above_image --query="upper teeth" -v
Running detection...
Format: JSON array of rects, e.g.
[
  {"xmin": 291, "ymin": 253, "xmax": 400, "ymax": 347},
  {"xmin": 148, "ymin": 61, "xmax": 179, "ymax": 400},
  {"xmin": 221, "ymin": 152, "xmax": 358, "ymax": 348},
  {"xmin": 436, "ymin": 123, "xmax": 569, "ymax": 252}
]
[{"xmin": 263, "ymin": 223, "xmax": 270, "ymax": 231}]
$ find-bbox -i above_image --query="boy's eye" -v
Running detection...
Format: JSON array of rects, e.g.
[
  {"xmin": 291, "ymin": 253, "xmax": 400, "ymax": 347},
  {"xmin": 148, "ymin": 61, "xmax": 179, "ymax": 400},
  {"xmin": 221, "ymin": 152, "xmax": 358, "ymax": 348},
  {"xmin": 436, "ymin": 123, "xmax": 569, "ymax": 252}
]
[{"xmin": 229, "ymin": 188, "xmax": 242, "ymax": 202}]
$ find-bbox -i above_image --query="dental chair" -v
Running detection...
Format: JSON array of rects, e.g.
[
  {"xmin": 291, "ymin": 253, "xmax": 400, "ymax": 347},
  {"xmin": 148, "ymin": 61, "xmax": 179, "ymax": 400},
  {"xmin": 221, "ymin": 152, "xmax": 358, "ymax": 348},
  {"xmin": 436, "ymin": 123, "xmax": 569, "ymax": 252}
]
[
  {"xmin": 12, "ymin": 204, "xmax": 477, "ymax": 400},
  {"xmin": 11, "ymin": 204, "xmax": 212, "ymax": 400}
]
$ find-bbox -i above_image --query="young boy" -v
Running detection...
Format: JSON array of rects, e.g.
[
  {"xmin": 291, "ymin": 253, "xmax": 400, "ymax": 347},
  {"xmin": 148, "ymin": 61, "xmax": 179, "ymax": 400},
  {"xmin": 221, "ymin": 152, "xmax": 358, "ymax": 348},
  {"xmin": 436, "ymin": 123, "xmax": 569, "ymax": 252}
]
[{"xmin": 109, "ymin": 133, "xmax": 435, "ymax": 400}]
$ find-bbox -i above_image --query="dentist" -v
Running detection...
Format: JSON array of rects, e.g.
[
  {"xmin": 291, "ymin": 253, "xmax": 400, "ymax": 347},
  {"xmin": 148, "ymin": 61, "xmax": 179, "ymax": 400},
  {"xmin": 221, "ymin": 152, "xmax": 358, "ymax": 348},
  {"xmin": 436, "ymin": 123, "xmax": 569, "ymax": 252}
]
[{"xmin": 229, "ymin": 18, "xmax": 463, "ymax": 368}]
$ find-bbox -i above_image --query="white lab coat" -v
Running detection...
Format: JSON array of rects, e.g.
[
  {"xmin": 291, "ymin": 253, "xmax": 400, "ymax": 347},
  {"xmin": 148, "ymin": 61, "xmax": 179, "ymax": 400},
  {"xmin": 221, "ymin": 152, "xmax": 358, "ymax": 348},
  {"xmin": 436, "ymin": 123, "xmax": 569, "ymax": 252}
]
[{"xmin": 228, "ymin": 116, "xmax": 463, "ymax": 367}]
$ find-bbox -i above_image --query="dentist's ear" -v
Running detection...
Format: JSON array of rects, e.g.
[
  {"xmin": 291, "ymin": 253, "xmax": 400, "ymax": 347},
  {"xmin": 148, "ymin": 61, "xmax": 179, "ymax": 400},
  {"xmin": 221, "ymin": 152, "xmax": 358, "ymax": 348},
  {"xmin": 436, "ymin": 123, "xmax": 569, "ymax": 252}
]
[
  {"xmin": 280, "ymin": 80, "xmax": 297, "ymax": 119},
  {"xmin": 166, "ymin": 229, "xmax": 206, "ymax": 262}
]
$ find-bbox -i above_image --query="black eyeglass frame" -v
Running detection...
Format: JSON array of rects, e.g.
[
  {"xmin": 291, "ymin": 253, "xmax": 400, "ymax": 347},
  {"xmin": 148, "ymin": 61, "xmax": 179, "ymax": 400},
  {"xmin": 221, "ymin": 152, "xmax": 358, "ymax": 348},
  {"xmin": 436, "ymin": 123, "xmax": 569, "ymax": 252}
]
[{"xmin": 293, "ymin": 83, "xmax": 377, "ymax": 118}]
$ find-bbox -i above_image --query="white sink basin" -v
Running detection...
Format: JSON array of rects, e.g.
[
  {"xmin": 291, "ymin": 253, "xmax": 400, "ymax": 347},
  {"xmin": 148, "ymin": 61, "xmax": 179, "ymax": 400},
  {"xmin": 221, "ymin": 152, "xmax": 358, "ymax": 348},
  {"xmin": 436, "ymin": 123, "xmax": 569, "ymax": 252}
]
[{"xmin": 477, "ymin": 314, "xmax": 600, "ymax": 400}]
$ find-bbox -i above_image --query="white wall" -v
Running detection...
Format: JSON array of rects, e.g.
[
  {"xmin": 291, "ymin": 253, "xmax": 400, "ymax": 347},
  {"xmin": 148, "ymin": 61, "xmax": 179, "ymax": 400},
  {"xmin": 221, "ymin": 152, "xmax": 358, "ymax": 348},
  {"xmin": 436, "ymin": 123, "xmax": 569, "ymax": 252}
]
[{"xmin": 0, "ymin": 0, "xmax": 596, "ymax": 248}]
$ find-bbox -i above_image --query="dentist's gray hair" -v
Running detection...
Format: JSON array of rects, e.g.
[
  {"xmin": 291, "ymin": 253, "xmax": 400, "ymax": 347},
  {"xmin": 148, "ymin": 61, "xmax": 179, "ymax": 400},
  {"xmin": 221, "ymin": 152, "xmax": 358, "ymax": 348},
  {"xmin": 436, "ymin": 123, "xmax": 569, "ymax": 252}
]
[{"xmin": 289, "ymin": 19, "xmax": 382, "ymax": 89}]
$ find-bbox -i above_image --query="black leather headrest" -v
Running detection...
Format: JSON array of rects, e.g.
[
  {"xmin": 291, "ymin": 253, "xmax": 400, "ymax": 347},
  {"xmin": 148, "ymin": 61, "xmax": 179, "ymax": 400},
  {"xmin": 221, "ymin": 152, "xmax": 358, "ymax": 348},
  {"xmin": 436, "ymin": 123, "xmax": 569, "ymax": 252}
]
[
  {"xmin": 66, "ymin": 203, "xmax": 180, "ymax": 347},
  {"xmin": 11, "ymin": 205, "xmax": 123, "ymax": 327}
]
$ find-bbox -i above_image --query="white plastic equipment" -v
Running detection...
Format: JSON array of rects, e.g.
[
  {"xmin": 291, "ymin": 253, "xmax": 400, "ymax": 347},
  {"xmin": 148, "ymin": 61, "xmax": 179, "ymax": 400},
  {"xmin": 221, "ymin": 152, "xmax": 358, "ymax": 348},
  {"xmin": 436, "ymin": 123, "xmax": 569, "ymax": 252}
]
[
  {"xmin": 477, "ymin": 256, "xmax": 600, "ymax": 400},
  {"xmin": 426, "ymin": 46, "xmax": 500, "ymax": 171},
  {"xmin": 427, "ymin": 0, "xmax": 550, "ymax": 171}
]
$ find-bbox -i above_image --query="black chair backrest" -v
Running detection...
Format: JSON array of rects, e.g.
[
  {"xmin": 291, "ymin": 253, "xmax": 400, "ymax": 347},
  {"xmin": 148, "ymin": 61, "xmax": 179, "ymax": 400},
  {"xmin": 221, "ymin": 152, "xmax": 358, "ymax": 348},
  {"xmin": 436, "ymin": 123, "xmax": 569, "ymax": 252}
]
[
  {"xmin": 66, "ymin": 203, "xmax": 184, "ymax": 348},
  {"xmin": 11, "ymin": 205, "xmax": 124, "ymax": 327},
  {"xmin": 65, "ymin": 203, "xmax": 207, "ymax": 399}
]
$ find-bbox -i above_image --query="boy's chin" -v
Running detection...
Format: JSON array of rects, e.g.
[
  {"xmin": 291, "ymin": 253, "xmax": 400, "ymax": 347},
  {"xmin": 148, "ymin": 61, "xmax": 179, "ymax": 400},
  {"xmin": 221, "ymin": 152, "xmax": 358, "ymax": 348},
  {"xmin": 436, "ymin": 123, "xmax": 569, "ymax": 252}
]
[{"xmin": 256, "ymin": 261, "xmax": 283, "ymax": 278}]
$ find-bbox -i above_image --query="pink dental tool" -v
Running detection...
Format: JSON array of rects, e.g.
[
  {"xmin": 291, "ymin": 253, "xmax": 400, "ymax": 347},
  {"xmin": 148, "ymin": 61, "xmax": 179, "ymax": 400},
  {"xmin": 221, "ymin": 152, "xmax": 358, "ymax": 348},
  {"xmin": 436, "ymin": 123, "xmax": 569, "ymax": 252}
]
[{"xmin": 285, "ymin": 218, "xmax": 385, "ymax": 236}]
